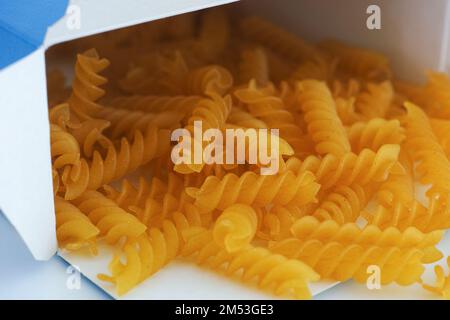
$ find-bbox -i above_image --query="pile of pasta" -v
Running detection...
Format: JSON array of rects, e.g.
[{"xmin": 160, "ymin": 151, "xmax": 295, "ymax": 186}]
[{"xmin": 48, "ymin": 8, "xmax": 450, "ymax": 299}]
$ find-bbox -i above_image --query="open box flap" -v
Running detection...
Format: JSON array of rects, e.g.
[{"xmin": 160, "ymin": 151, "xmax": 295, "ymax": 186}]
[
  {"xmin": 0, "ymin": 49, "xmax": 57, "ymax": 260},
  {"xmin": 0, "ymin": 0, "xmax": 68, "ymax": 69}
]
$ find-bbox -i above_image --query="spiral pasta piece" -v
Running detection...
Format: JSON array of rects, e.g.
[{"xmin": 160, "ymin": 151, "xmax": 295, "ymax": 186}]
[
  {"xmin": 108, "ymin": 95, "xmax": 201, "ymax": 123},
  {"xmin": 260, "ymin": 205, "xmax": 306, "ymax": 241},
  {"xmin": 234, "ymin": 80, "xmax": 309, "ymax": 157},
  {"xmin": 213, "ymin": 204, "xmax": 258, "ymax": 253},
  {"xmin": 334, "ymin": 97, "xmax": 361, "ymax": 125},
  {"xmin": 430, "ymin": 118, "xmax": 450, "ymax": 158},
  {"xmin": 241, "ymin": 16, "xmax": 319, "ymax": 62},
  {"xmin": 284, "ymin": 144, "xmax": 400, "ymax": 189},
  {"xmin": 98, "ymin": 221, "xmax": 180, "ymax": 296},
  {"xmin": 312, "ymin": 184, "xmax": 369, "ymax": 224},
  {"xmin": 297, "ymin": 80, "xmax": 351, "ymax": 157},
  {"xmin": 186, "ymin": 65, "xmax": 233, "ymax": 96},
  {"xmin": 239, "ymin": 47, "xmax": 269, "ymax": 85},
  {"xmin": 174, "ymin": 94, "xmax": 232, "ymax": 174},
  {"xmin": 423, "ymin": 72, "xmax": 450, "ymax": 118},
  {"xmin": 227, "ymin": 108, "xmax": 268, "ymax": 129},
  {"xmin": 181, "ymin": 227, "xmax": 320, "ymax": 299},
  {"xmin": 422, "ymin": 256, "xmax": 450, "ymax": 299},
  {"xmin": 348, "ymin": 118, "xmax": 405, "ymax": 153},
  {"xmin": 73, "ymin": 191, "xmax": 147, "ymax": 244},
  {"xmin": 376, "ymin": 152, "xmax": 415, "ymax": 207},
  {"xmin": 356, "ymin": 81, "xmax": 394, "ymax": 119},
  {"xmin": 186, "ymin": 169, "xmax": 320, "ymax": 214},
  {"xmin": 55, "ymin": 196, "xmax": 99, "ymax": 252},
  {"xmin": 320, "ymin": 40, "xmax": 391, "ymax": 80},
  {"xmin": 270, "ymin": 238, "xmax": 425, "ymax": 285},
  {"xmin": 50, "ymin": 124, "xmax": 80, "ymax": 169},
  {"xmin": 67, "ymin": 49, "xmax": 110, "ymax": 120},
  {"xmin": 404, "ymin": 102, "xmax": 450, "ymax": 199},
  {"xmin": 290, "ymin": 56, "xmax": 337, "ymax": 83},
  {"xmin": 62, "ymin": 123, "xmax": 170, "ymax": 200},
  {"xmin": 287, "ymin": 216, "xmax": 443, "ymax": 251},
  {"xmin": 97, "ymin": 107, "xmax": 183, "ymax": 139},
  {"xmin": 98, "ymin": 201, "xmax": 207, "ymax": 295},
  {"xmin": 364, "ymin": 198, "xmax": 450, "ymax": 233}
]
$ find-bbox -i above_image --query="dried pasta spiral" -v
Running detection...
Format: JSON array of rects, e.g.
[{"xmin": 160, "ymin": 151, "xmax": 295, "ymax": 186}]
[
  {"xmin": 241, "ymin": 16, "xmax": 319, "ymax": 62},
  {"xmin": 348, "ymin": 118, "xmax": 405, "ymax": 153},
  {"xmin": 284, "ymin": 144, "xmax": 401, "ymax": 190},
  {"xmin": 109, "ymin": 95, "xmax": 201, "ymax": 120},
  {"xmin": 98, "ymin": 221, "xmax": 180, "ymax": 296},
  {"xmin": 181, "ymin": 227, "xmax": 320, "ymax": 299},
  {"xmin": 98, "ymin": 203, "xmax": 207, "ymax": 296},
  {"xmin": 239, "ymin": 47, "xmax": 269, "ymax": 85},
  {"xmin": 73, "ymin": 191, "xmax": 147, "ymax": 244},
  {"xmin": 227, "ymin": 108, "xmax": 268, "ymax": 129},
  {"xmin": 174, "ymin": 94, "xmax": 233, "ymax": 174},
  {"xmin": 423, "ymin": 72, "xmax": 450, "ymax": 118},
  {"xmin": 97, "ymin": 107, "xmax": 183, "ymax": 139},
  {"xmin": 234, "ymin": 80, "xmax": 308, "ymax": 156},
  {"xmin": 287, "ymin": 216, "xmax": 443, "ymax": 251},
  {"xmin": 270, "ymin": 238, "xmax": 425, "ymax": 285},
  {"xmin": 186, "ymin": 65, "xmax": 233, "ymax": 96},
  {"xmin": 186, "ymin": 169, "xmax": 320, "ymax": 214},
  {"xmin": 260, "ymin": 205, "xmax": 306, "ymax": 241},
  {"xmin": 67, "ymin": 49, "xmax": 110, "ymax": 120},
  {"xmin": 422, "ymin": 256, "xmax": 450, "ymax": 299},
  {"xmin": 356, "ymin": 81, "xmax": 394, "ymax": 119},
  {"xmin": 320, "ymin": 40, "xmax": 391, "ymax": 80},
  {"xmin": 213, "ymin": 204, "xmax": 258, "ymax": 252},
  {"xmin": 290, "ymin": 56, "xmax": 337, "ymax": 83},
  {"xmin": 62, "ymin": 123, "xmax": 170, "ymax": 200},
  {"xmin": 430, "ymin": 118, "xmax": 450, "ymax": 158},
  {"xmin": 404, "ymin": 102, "xmax": 450, "ymax": 199},
  {"xmin": 312, "ymin": 184, "xmax": 369, "ymax": 224},
  {"xmin": 297, "ymin": 80, "xmax": 351, "ymax": 157},
  {"xmin": 55, "ymin": 196, "xmax": 99, "ymax": 252},
  {"xmin": 364, "ymin": 199, "xmax": 450, "ymax": 233}
]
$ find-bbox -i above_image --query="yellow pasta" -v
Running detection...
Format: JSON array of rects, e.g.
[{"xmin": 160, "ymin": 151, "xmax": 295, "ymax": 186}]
[
  {"xmin": 241, "ymin": 16, "xmax": 320, "ymax": 62},
  {"xmin": 320, "ymin": 40, "xmax": 391, "ymax": 80},
  {"xmin": 364, "ymin": 199, "xmax": 450, "ymax": 233},
  {"xmin": 62, "ymin": 123, "xmax": 170, "ymax": 200},
  {"xmin": 297, "ymin": 80, "xmax": 351, "ymax": 157},
  {"xmin": 234, "ymin": 80, "xmax": 309, "ymax": 157},
  {"xmin": 422, "ymin": 256, "xmax": 450, "ymax": 299},
  {"xmin": 312, "ymin": 184, "xmax": 369, "ymax": 224},
  {"xmin": 270, "ymin": 239, "xmax": 426, "ymax": 285},
  {"xmin": 213, "ymin": 204, "xmax": 258, "ymax": 252},
  {"xmin": 284, "ymin": 144, "xmax": 401, "ymax": 189},
  {"xmin": 355, "ymin": 81, "xmax": 394, "ymax": 119},
  {"xmin": 67, "ymin": 49, "xmax": 110, "ymax": 120},
  {"xmin": 186, "ymin": 169, "xmax": 320, "ymax": 214},
  {"xmin": 181, "ymin": 227, "xmax": 320, "ymax": 299},
  {"xmin": 72, "ymin": 191, "xmax": 147, "ymax": 244},
  {"xmin": 404, "ymin": 102, "xmax": 450, "ymax": 199},
  {"xmin": 55, "ymin": 196, "xmax": 99, "ymax": 252},
  {"xmin": 239, "ymin": 47, "xmax": 269, "ymax": 85},
  {"xmin": 347, "ymin": 118, "xmax": 405, "ymax": 153},
  {"xmin": 47, "ymin": 10, "xmax": 450, "ymax": 299},
  {"xmin": 186, "ymin": 65, "xmax": 233, "ymax": 96}
]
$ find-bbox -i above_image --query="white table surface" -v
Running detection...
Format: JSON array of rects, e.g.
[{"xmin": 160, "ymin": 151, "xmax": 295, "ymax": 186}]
[{"xmin": 0, "ymin": 212, "xmax": 445, "ymax": 300}]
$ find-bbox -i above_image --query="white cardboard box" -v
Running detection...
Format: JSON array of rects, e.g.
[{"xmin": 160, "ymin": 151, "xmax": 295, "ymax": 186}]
[{"xmin": 1, "ymin": 0, "xmax": 450, "ymax": 299}]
